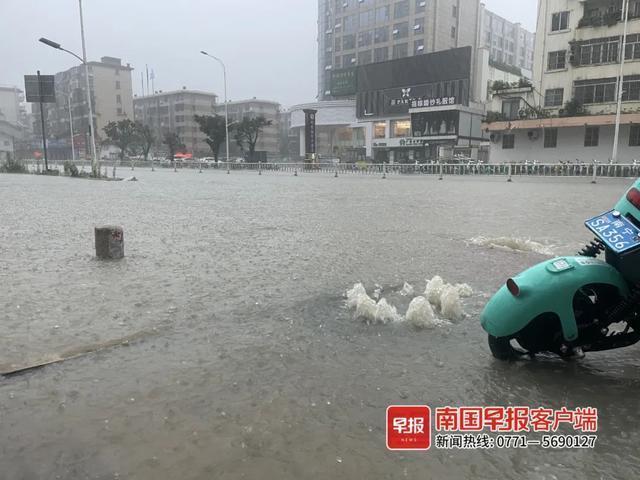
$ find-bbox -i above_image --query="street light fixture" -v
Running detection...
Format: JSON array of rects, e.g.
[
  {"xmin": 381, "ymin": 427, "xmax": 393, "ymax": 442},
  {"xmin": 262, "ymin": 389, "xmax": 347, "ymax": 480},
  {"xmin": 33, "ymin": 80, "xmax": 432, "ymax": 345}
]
[
  {"xmin": 38, "ymin": 1, "xmax": 99, "ymax": 176},
  {"xmin": 201, "ymin": 50, "xmax": 230, "ymax": 174}
]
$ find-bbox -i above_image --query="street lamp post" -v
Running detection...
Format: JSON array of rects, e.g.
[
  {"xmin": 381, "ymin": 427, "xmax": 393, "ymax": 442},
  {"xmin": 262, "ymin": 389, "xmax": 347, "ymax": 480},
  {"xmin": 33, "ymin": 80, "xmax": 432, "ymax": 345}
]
[
  {"xmin": 38, "ymin": 0, "xmax": 99, "ymax": 176},
  {"xmin": 200, "ymin": 50, "xmax": 230, "ymax": 174},
  {"xmin": 68, "ymin": 94, "xmax": 76, "ymax": 162},
  {"xmin": 612, "ymin": 0, "xmax": 630, "ymax": 164}
]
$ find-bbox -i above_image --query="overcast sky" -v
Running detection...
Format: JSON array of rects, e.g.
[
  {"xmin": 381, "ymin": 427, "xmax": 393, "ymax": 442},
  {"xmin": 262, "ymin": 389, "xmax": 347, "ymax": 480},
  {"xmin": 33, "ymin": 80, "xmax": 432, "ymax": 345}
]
[{"xmin": 0, "ymin": 0, "xmax": 537, "ymax": 108}]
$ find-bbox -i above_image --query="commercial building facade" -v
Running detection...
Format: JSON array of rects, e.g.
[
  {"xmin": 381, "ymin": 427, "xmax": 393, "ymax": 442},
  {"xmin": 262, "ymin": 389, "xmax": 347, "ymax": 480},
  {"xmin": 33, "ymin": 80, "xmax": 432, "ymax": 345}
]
[
  {"xmin": 485, "ymin": 0, "xmax": 640, "ymax": 164},
  {"xmin": 134, "ymin": 89, "xmax": 218, "ymax": 157},
  {"xmin": 318, "ymin": 0, "xmax": 483, "ymax": 100}
]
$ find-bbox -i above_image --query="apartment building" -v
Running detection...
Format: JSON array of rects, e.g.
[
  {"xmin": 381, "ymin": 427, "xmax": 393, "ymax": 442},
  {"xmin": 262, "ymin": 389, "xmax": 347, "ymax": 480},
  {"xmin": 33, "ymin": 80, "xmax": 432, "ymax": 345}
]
[
  {"xmin": 214, "ymin": 98, "xmax": 281, "ymax": 158},
  {"xmin": 134, "ymin": 89, "xmax": 218, "ymax": 156},
  {"xmin": 479, "ymin": 5, "xmax": 536, "ymax": 78},
  {"xmin": 37, "ymin": 56, "xmax": 134, "ymax": 158},
  {"xmin": 485, "ymin": 0, "xmax": 640, "ymax": 164}
]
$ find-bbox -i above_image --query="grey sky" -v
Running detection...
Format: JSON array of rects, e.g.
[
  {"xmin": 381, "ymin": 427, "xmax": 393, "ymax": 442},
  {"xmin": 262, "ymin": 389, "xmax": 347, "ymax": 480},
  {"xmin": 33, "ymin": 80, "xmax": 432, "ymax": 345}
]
[{"xmin": 1, "ymin": 0, "xmax": 537, "ymax": 108}]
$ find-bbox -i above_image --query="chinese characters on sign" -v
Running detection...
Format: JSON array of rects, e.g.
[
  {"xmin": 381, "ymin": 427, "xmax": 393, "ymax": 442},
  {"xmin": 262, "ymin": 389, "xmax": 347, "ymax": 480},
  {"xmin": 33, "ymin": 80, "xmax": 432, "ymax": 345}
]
[
  {"xmin": 389, "ymin": 96, "xmax": 457, "ymax": 108},
  {"xmin": 386, "ymin": 406, "xmax": 598, "ymax": 451}
]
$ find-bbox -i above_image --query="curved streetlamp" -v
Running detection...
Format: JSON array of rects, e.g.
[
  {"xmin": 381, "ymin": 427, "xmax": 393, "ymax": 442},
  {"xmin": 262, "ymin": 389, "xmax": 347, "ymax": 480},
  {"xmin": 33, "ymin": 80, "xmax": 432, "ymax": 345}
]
[
  {"xmin": 201, "ymin": 50, "xmax": 230, "ymax": 173},
  {"xmin": 39, "ymin": 2, "xmax": 99, "ymax": 176}
]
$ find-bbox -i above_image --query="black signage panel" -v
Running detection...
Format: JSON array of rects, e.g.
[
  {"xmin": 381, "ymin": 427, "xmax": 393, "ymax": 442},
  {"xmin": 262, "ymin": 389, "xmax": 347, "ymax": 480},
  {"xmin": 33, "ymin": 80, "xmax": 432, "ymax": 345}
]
[
  {"xmin": 24, "ymin": 74, "xmax": 56, "ymax": 103},
  {"xmin": 303, "ymin": 109, "xmax": 317, "ymax": 155},
  {"xmin": 355, "ymin": 47, "xmax": 471, "ymax": 119}
]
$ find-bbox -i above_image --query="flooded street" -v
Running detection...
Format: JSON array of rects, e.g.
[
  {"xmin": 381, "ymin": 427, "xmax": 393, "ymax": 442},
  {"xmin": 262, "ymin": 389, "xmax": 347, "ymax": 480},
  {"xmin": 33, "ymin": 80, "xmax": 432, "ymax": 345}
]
[{"xmin": 1, "ymin": 171, "xmax": 640, "ymax": 480}]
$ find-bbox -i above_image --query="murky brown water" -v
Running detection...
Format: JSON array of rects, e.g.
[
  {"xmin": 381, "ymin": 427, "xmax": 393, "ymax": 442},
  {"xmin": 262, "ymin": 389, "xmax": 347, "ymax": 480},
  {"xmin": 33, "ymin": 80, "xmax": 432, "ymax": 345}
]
[{"xmin": 1, "ymin": 170, "xmax": 639, "ymax": 479}]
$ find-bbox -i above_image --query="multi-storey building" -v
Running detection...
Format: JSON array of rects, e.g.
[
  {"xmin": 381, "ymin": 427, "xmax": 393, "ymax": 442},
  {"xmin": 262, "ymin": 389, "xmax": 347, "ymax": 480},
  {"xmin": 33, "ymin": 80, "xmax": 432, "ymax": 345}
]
[
  {"xmin": 134, "ymin": 89, "xmax": 218, "ymax": 157},
  {"xmin": 37, "ymin": 56, "xmax": 134, "ymax": 159},
  {"xmin": 0, "ymin": 86, "xmax": 29, "ymax": 131},
  {"xmin": 318, "ymin": 0, "xmax": 483, "ymax": 100},
  {"xmin": 479, "ymin": 6, "xmax": 536, "ymax": 78},
  {"xmin": 214, "ymin": 98, "xmax": 281, "ymax": 158},
  {"xmin": 485, "ymin": 0, "xmax": 640, "ymax": 164}
]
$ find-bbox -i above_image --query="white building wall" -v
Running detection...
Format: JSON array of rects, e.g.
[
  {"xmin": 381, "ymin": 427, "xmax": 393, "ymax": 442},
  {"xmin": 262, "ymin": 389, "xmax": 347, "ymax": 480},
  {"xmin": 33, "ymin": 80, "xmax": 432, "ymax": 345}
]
[{"xmin": 489, "ymin": 124, "xmax": 640, "ymax": 163}]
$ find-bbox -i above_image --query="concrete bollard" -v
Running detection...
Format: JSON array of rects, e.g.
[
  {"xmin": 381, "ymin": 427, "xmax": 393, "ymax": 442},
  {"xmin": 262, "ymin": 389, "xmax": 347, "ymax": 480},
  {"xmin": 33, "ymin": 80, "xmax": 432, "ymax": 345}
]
[
  {"xmin": 294, "ymin": 168, "xmax": 298, "ymax": 176},
  {"xmin": 507, "ymin": 163, "xmax": 513, "ymax": 182},
  {"xmin": 95, "ymin": 226, "xmax": 124, "ymax": 260}
]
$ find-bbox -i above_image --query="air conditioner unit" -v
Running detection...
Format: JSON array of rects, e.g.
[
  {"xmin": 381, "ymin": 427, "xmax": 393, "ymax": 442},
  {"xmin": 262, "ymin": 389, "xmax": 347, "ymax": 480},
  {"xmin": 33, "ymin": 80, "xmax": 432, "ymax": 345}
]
[
  {"xmin": 350, "ymin": 57, "xmax": 357, "ymax": 63},
  {"xmin": 393, "ymin": 29, "xmax": 399, "ymax": 35},
  {"xmin": 419, "ymin": 1, "xmax": 426, "ymax": 6},
  {"xmin": 417, "ymin": 45, "xmax": 424, "ymax": 51},
  {"xmin": 414, "ymin": 25, "xmax": 421, "ymax": 30},
  {"xmin": 343, "ymin": 2, "xmax": 347, "ymax": 7},
  {"xmin": 325, "ymin": 65, "xmax": 333, "ymax": 70},
  {"xmin": 490, "ymin": 133, "xmax": 502, "ymax": 143}
]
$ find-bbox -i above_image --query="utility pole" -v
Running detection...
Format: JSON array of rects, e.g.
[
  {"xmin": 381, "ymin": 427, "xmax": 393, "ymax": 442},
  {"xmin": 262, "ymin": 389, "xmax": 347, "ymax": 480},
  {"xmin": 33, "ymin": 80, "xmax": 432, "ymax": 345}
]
[
  {"xmin": 37, "ymin": 70, "xmax": 49, "ymax": 171},
  {"xmin": 612, "ymin": 0, "xmax": 630, "ymax": 164}
]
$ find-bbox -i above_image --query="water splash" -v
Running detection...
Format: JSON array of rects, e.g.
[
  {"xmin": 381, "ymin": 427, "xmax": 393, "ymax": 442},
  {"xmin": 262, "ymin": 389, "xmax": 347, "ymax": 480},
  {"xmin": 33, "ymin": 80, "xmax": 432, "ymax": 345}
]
[
  {"xmin": 469, "ymin": 235, "xmax": 555, "ymax": 256},
  {"xmin": 424, "ymin": 276, "xmax": 472, "ymax": 322},
  {"xmin": 405, "ymin": 296, "xmax": 448, "ymax": 329},
  {"xmin": 399, "ymin": 282, "xmax": 414, "ymax": 296}
]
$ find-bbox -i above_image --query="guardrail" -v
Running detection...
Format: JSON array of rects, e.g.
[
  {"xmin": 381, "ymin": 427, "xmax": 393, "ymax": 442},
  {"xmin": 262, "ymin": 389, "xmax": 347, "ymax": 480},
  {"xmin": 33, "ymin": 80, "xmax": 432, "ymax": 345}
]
[{"xmin": 17, "ymin": 160, "xmax": 640, "ymax": 181}]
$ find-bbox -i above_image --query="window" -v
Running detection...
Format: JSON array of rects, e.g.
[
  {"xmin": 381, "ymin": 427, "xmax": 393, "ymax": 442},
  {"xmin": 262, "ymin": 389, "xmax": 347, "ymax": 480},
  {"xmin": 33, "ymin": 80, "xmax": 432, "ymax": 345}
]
[
  {"xmin": 393, "ymin": 22, "xmax": 409, "ymax": 38},
  {"xmin": 622, "ymin": 75, "xmax": 640, "ymax": 101},
  {"xmin": 502, "ymin": 134, "xmax": 515, "ymax": 149},
  {"xmin": 115, "ymin": 69, "xmax": 120, "ymax": 76},
  {"xmin": 374, "ymin": 26, "xmax": 389, "ymax": 43},
  {"xmin": 544, "ymin": 88, "xmax": 564, "ymax": 107},
  {"xmin": 343, "ymin": 34, "xmax": 356, "ymax": 49},
  {"xmin": 625, "ymin": 34, "xmax": 640, "ymax": 60},
  {"xmin": 374, "ymin": 121, "xmax": 386, "ymax": 138},
  {"xmin": 574, "ymin": 78, "xmax": 616, "ymax": 104},
  {"xmin": 335, "ymin": 37, "xmax": 342, "ymax": 52},
  {"xmin": 630, "ymin": 125, "xmax": 640, "ymax": 146},
  {"xmin": 117, "ymin": 107, "xmax": 123, "ymax": 115},
  {"xmin": 392, "ymin": 43, "xmax": 408, "ymax": 59},
  {"xmin": 391, "ymin": 119, "xmax": 411, "ymax": 137},
  {"xmin": 394, "ymin": 0, "xmax": 409, "ymax": 18},
  {"xmin": 375, "ymin": 5, "xmax": 390, "ymax": 23},
  {"xmin": 544, "ymin": 128, "xmax": 558, "ymax": 148},
  {"xmin": 551, "ymin": 11, "xmax": 569, "ymax": 31},
  {"xmin": 116, "ymin": 94, "xmax": 122, "ymax": 104},
  {"xmin": 577, "ymin": 37, "xmax": 619, "ymax": 66},
  {"xmin": 413, "ymin": 18, "xmax": 424, "ymax": 32},
  {"xmin": 358, "ymin": 30, "xmax": 372, "ymax": 47},
  {"xmin": 452, "ymin": 5, "xmax": 457, "ymax": 17},
  {"xmin": 451, "ymin": 26, "xmax": 456, "ymax": 38},
  {"xmin": 547, "ymin": 50, "xmax": 566, "ymax": 70},
  {"xmin": 333, "ymin": 56, "xmax": 341, "ymax": 69},
  {"xmin": 414, "ymin": 38, "xmax": 424, "ymax": 54},
  {"xmin": 358, "ymin": 50, "xmax": 372, "ymax": 64},
  {"xmin": 374, "ymin": 46, "xmax": 388, "ymax": 62},
  {"xmin": 343, "ymin": 53, "xmax": 357, "ymax": 65},
  {"xmin": 115, "ymin": 81, "xmax": 121, "ymax": 90},
  {"xmin": 415, "ymin": 0, "xmax": 426, "ymax": 14},
  {"xmin": 501, "ymin": 99, "xmax": 520, "ymax": 120},
  {"xmin": 344, "ymin": 14, "xmax": 357, "ymax": 33},
  {"xmin": 585, "ymin": 127, "xmax": 599, "ymax": 147},
  {"xmin": 359, "ymin": 9, "xmax": 375, "ymax": 28}
]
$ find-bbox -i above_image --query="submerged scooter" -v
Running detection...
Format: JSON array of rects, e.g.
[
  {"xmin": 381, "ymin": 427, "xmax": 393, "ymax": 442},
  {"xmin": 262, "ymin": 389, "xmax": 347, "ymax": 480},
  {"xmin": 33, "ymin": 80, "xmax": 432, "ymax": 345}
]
[{"xmin": 481, "ymin": 178, "xmax": 640, "ymax": 360}]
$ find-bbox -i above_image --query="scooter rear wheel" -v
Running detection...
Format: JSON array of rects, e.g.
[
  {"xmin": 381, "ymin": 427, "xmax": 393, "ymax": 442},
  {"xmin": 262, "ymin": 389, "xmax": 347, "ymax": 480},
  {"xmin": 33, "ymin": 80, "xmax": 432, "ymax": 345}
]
[{"xmin": 488, "ymin": 335, "xmax": 520, "ymax": 360}]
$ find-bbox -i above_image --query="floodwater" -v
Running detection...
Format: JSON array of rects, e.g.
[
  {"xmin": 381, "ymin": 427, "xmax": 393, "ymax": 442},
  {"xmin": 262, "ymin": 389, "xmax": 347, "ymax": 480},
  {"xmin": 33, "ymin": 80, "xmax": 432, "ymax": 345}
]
[{"xmin": 1, "ymin": 170, "xmax": 639, "ymax": 480}]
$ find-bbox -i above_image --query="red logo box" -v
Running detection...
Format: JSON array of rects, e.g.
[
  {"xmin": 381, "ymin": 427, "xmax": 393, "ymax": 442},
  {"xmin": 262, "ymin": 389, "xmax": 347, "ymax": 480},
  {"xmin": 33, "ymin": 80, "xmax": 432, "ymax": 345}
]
[{"xmin": 386, "ymin": 405, "xmax": 431, "ymax": 450}]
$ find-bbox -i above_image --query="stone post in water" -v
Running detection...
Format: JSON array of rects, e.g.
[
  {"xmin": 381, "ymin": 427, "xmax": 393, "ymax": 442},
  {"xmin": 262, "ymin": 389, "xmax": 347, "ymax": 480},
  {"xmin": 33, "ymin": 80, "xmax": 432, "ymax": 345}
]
[{"xmin": 95, "ymin": 226, "xmax": 124, "ymax": 259}]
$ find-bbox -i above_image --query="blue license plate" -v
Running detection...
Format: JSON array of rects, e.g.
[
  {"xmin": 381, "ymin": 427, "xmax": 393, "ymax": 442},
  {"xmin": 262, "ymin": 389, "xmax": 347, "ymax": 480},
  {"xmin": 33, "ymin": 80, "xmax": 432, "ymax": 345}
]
[{"xmin": 585, "ymin": 210, "xmax": 640, "ymax": 254}]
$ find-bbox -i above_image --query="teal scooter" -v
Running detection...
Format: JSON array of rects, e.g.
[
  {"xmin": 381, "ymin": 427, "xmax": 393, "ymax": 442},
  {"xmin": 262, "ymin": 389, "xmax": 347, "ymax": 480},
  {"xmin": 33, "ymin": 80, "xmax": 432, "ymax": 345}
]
[{"xmin": 481, "ymin": 178, "xmax": 640, "ymax": 360}]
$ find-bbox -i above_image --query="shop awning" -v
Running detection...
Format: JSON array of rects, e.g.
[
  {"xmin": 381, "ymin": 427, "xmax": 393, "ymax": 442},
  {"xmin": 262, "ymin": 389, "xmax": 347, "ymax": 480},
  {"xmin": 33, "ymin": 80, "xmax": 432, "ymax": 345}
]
[{"xmin": 483, "ymin": 113, "xmax": 640, "ymax": 132}]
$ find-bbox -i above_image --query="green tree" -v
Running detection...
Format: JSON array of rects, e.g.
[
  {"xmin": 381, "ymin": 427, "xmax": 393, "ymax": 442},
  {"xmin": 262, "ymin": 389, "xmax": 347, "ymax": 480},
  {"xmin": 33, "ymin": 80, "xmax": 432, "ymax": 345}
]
[
  {"xmin": 134, "ymin": 122, "xmax": 154, "ymax": 162},
  {"xmin": 103, "ymin": 119, "xmax": 138, "ymax": 164},
  {"xmin": 194, "ymin": 114, "xmax": 227, "ymax": 161},
  {"xmin": 233, "ymin": 116, "xmax": 272, "ymax": 161}
]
